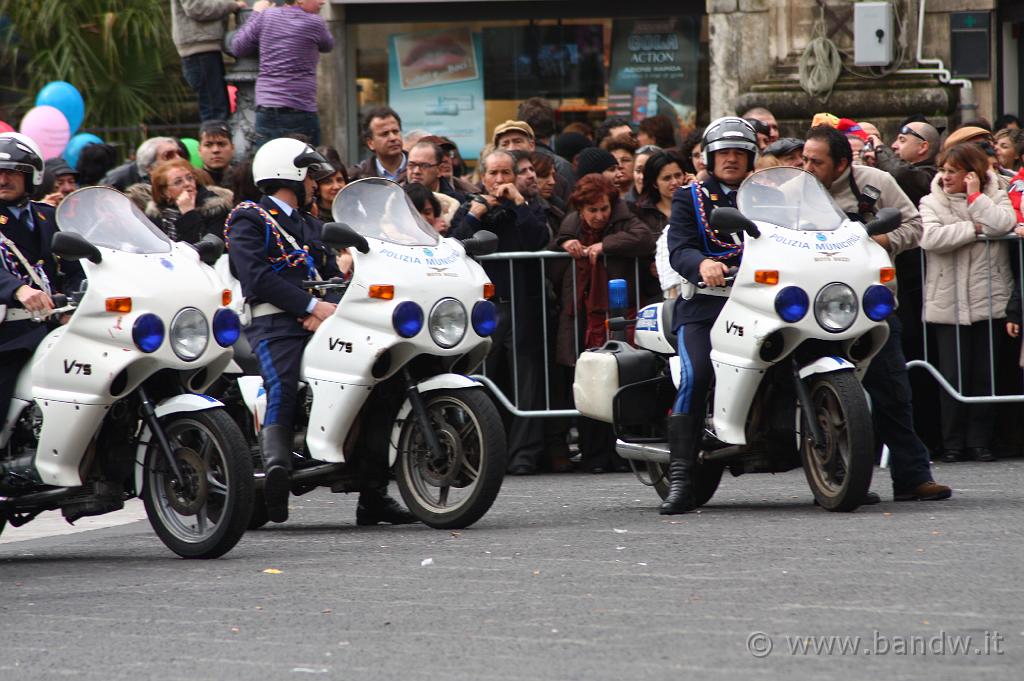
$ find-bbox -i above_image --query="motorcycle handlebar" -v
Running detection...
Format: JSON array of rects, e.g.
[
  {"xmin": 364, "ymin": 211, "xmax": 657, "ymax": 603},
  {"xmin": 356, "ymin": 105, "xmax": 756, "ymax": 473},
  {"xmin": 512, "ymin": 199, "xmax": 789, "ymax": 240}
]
[
  {"xmin": 695, "ymin": 266, "xmax": 740, "ymax": 289},
  {"xmin": 301, "ymin": 277, "xmax": 349, "ymax": 291}
]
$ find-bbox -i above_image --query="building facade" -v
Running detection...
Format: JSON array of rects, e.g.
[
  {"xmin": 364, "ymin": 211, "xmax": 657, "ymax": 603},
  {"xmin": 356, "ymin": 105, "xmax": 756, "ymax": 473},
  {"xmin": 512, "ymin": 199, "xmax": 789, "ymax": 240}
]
[{"xmin": 317, "ymin": 0, "xmax": 1022, "ymax": 161}]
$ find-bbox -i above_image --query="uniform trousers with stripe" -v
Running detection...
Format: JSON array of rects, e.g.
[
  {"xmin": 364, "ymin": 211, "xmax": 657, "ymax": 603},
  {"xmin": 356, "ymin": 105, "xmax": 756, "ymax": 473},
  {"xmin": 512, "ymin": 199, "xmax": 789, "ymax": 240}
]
[
  {"xmin": 673, "ymin": 319, "xmax": 714, "ymax": 418},
  {"xmin": 253, "ymin": 335, "xmax": 307, "ymax": 430}
]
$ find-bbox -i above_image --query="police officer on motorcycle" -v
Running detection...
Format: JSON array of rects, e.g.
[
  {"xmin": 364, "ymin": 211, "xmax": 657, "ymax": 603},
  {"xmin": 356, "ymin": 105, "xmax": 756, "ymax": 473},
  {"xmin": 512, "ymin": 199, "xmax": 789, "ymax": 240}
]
[
  {"xmin": 226, "ymin": 138, "xmax": 415, "ymax": 525},
  {"xmin": 662, "ymin": 118, "xmax": 757, "ymax": 515},
  {"xmin": 0, "ymin": 133, "xmax": 83, "ymax": 487}
]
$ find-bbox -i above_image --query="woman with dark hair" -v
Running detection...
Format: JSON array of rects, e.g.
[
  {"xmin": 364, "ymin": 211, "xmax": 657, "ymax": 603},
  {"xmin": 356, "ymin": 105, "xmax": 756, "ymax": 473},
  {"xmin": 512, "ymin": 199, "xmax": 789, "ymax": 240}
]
[
  {"xmin": 633, "ymin": 150, "xmax": 687, "ymax": 234},
  {"xmin": 677, "ymin": 129, "xmax": 706, "ymax": 180},
  {"xmin": 555, "ymin": 174, "xmax": 655, "ymax": 472},
  {"xmin": 76, "ymin": 143, "xmax": 119, "ymax": 187},
  {"xmin": 230, "ymin": 159, "xmax": 261, "ymax": 205},
  {"xmin": 313, "ymin": 145, "xmax": 349, "ymax": 218},
  {"xmin": 404, "ymin": 182, "xmax": 447, "ymax": 235},
  {"xmin": 638, "ymin": 114, "xmax": 677, "ymax": 148},
  {"xmin": 530, "ymin": 151, "xmax": 566, "ymax": 240},
  {"xmin": 919, "ymin": 143, "xmax": 1017, "ymax": 463},
  {"xmin": 146, "ymin": 158, "xmax": 233, "ymax": 244},
  {"xmin": 633, "ymin": 151, "xmax": 688, "ymax": 299}
]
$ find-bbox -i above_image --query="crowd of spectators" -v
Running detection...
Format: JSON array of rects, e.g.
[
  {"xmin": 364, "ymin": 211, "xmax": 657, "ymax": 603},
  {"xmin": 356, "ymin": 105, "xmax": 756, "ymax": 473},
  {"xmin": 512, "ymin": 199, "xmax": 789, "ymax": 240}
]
[{"xmin": 33, "ymin": 1, "xmax": 1024, "ymax": 475}]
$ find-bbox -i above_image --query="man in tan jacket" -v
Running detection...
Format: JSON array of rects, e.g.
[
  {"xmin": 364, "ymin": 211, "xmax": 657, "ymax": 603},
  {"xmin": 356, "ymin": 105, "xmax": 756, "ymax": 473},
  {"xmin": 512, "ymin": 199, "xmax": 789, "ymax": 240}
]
[{"xmin": 802, "ymin": 125, "xmax": 951, "ymax": 503}]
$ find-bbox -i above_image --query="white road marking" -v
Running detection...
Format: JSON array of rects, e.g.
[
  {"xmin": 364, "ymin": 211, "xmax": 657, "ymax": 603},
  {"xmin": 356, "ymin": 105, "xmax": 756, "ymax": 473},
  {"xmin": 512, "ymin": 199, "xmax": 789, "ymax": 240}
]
[{"xmin": 1, "ymin": 498, "xmax": 147, "ymax": 544}]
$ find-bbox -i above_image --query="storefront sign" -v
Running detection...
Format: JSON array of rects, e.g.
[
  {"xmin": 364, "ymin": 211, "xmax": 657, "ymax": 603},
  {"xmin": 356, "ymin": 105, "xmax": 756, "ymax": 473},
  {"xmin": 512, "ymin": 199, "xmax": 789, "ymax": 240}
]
[
  {"xmin": 608, "ymin": 18, "xmax": 700, "ymax": 130},
  {"xmin": 388, "ymin": 27, "xmax": 486, "ymax": 160}
]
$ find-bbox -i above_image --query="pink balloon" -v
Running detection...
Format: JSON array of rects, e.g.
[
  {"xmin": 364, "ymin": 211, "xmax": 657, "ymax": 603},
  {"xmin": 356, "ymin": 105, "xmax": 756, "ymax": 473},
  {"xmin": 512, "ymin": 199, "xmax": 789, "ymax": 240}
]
[
  {"xmin": 19, "ymin": 105, "xmax": 71, "ymax": 159},
  {"xmin": 0, "ymin": 120, "xmax": 14, "ymax": 134}
]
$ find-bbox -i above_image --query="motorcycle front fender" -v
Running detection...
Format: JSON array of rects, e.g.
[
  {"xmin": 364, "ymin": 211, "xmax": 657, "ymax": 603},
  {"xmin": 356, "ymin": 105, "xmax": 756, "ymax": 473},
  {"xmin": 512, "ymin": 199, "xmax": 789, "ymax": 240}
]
[
  {"xmin": 414, "ymin": 373, "xmax": 482, "ymax": 393},
  {"xmin": 796, "ymin": 356, "xmax": 856, "ymax": 380},
  {"xmin": 135, "ymin": 394, "xmax": 225, "ymax": 493}
]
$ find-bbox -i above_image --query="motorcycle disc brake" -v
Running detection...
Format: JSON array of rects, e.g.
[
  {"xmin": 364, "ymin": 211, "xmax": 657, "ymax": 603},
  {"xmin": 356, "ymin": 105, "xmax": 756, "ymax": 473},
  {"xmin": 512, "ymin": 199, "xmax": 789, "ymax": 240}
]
[{"xmin": 163, "ymin": 448, "xmax": 208, "ymax": 515}]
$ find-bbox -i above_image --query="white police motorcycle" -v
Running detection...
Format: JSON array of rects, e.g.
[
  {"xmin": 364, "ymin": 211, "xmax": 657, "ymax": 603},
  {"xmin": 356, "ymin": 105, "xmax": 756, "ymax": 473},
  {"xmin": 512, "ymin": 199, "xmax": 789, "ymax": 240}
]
[
  {"xmin": 0, "ymin": 187, "xmax": 253, "ymax": 557},
  {"xmin": 222, "ymin": 178, "xmax": 507, "ymax": 529},
  {"xmin": 574, "ymin": 167, "xmax": 902, "ymax": 511}
]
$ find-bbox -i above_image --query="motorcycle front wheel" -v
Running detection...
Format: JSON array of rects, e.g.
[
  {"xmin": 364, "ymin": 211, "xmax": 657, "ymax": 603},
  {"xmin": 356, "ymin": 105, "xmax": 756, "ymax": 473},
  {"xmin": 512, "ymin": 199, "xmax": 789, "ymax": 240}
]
[
  {"xmin": 799, "ymin": 372, "xmax": 874, "ymax": 511},
  {"xmin": 395, "ymin": 388, "xmax": 506, "ymax": 529},
  {"xmin": 141, "ymin": 409, "xmax": 255, "ymax": 558}
]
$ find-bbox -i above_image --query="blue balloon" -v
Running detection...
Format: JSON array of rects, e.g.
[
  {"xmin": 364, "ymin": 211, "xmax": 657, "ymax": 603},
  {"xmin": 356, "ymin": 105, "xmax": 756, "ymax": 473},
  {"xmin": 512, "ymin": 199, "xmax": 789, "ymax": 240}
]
[
  {"xmin": 62, "ymin": 132, "xmax": 103, "ymax": 169},
  {"xmin": 36, "ymin": 81, "xmax": 85, "ymax": 134}
]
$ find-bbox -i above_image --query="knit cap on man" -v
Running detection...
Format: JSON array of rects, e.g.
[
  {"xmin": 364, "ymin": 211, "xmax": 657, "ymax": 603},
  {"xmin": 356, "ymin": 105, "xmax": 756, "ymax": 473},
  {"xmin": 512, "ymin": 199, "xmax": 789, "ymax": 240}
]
[{"xmin": 575, "ymin": 147, "xmax": 617, "ymax": 178}]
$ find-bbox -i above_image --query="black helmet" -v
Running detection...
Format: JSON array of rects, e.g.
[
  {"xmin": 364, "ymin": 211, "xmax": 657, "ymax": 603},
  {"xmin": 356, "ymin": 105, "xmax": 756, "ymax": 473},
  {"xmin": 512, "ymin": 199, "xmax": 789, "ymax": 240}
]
[
  {"xmin": 701, "ymin": 117, "xmax": 758, "ymax": 171},
  {"xmin": 0, "ymin": 132, "xmax": 45, "ymax": 191}
]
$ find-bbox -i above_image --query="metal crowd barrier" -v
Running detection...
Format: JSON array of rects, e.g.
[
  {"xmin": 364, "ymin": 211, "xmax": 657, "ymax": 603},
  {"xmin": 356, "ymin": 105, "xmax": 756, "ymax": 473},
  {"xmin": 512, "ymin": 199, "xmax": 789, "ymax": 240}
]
[
  {"xmin": 909, "ymin": 232, "xmax": 1024, "ymax": 404},
  {"xmin": 472, "ymin": 235, "xmax": 1024, "ymax": 419},
  {"xmin": 469, "ymin": 250, "xmax": 646, "ymax": 418}
]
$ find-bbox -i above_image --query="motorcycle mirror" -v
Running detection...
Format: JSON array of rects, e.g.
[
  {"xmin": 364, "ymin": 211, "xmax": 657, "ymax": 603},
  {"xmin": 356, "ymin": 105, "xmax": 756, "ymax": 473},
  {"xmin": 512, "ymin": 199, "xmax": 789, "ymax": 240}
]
[
  {"xmin": 461, "ymin": 230, "xmax": 499, "ymax": 256},
  {"xmin": 865, "ymin": 207, "xmax": 902, "ymax": 236},
  {"xmin": 710, "ymin": 207, "xmax": 760, "ymax": 238},
  {"xmin": 193, "ymin": 233, "xmax": 224, "ymax": 265},
  {"xmin": 323, "ymin": 222, "xmax": 369, "ymax": 254},
  {"xmin": 51, "ymin": 231, "xmax": 102, "ymax": 264}
]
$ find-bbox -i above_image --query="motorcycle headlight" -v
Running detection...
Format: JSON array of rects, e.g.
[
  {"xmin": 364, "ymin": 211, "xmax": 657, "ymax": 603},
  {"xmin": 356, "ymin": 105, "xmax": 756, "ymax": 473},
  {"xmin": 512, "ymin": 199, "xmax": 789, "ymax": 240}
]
[
  {"xmin": 170, "ymin": 307, "xmax": 209, "ymax": 361},
  {"xmin": 814, "ymin": 283, "xmax": 858, "ymax": 333},
  {"xmin": 429, "ymin": 298, "xmax": 467, "ymax": 349},
  {"xmin": 863, "ymin": 285, "xmax": 895, "ymax": 322},
  {"xmin": 774, "ymin": 286, "xmax": 809, "ymax": 323},
  {"xmin": 212, "ymin": 308, "xmax": 241, "ymax": 347}
]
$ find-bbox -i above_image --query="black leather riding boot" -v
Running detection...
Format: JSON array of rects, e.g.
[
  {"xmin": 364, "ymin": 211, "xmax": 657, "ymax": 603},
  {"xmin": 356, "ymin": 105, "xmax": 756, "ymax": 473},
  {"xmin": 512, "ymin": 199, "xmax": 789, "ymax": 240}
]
[
  {"xmin": 260, "ymin": 425, "xmax": 293, "ymax": 523},
  {"xmin": 356, "ymin": 485, "xmax": 417, "ymax": 526},
  {"xmin": 659, "ymin": 413, "xmax": 699, "ymax": 515}
]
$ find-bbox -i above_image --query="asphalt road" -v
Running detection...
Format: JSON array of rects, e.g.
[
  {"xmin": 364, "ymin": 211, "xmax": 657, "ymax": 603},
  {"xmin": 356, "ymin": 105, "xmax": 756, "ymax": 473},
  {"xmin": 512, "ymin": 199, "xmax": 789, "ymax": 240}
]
[{"xmin": 1, "ymin": 460, "xmax": 1021, "ymax": 681}]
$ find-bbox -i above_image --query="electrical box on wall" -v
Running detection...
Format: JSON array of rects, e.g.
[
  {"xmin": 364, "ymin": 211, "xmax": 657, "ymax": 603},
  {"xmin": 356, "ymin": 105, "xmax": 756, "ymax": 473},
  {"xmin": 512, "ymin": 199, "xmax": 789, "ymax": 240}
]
[{"xmin": 854, "ymin": 2, "xmax": 895, "ymax": 66}]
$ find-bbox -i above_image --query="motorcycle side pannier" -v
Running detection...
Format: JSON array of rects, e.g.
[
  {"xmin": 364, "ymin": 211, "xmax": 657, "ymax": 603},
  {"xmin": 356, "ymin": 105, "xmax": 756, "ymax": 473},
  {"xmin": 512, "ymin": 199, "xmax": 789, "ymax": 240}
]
[{"xmin": 573, "ymin": 340, "xmax": 659, "ymax": 423}]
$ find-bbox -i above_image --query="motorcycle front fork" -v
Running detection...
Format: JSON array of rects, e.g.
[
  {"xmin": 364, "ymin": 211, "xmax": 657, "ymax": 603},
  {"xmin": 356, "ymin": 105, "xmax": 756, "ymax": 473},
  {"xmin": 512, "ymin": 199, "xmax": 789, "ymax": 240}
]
[
  {"xmin": 402, "ymin": 368, "xmax": 445, "ymax": 460},
  {"xmin": 791, "ymin": 358, "xmax": 825, "ymax": 450},
  {"xmin": 137, "ymin": 386, "xmax": 186, "ymax": 492}
]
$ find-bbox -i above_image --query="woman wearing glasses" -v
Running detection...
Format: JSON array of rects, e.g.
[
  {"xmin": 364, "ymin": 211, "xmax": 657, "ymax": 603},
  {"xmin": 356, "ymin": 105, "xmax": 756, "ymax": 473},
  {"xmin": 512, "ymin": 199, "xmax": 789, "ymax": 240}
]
[{"xmin": 145, "ymin": 158, "xmax": 233, "ymax": 244}]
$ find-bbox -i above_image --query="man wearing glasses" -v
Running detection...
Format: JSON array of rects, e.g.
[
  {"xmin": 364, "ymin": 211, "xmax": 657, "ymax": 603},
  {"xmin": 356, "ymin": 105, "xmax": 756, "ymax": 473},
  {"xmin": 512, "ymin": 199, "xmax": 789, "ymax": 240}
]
[
  {"xmin": 404, "ymin": 141, "xmax": 459, "ymax": 224},
  {"xmin": 864, "ymin": 121, "xmax": 940, "ymax": 208}
]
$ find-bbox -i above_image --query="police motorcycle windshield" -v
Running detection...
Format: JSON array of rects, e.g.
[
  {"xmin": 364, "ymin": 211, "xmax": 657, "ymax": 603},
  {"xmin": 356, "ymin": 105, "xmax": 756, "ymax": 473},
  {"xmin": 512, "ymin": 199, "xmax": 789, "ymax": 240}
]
[
  {"xmin": 56, "ymin": 186, "xmax": 171, "ymax": 254},
  {"xmin": 331, "ymin": 178, "xmax": 439, "ymax": 247},
  {"xmin": 736, "ymin": 167, "xmax": 847, "ymax": 232}
]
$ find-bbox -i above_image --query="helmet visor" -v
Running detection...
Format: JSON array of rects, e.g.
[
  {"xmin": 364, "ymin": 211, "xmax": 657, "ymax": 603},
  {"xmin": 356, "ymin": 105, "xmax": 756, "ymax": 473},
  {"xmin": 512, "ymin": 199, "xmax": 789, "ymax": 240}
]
[
  {"xmin": 293, "ymin": 147, "xmax": 333, "ymax": 182},
  {"xmin": 0, "ymin": 160, "xmax": 37, "ymax": 177}
]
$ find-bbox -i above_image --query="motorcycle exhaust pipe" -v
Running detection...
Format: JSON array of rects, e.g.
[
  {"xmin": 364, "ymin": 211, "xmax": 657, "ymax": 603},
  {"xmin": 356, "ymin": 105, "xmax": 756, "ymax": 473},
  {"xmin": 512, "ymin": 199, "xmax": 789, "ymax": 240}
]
[{"xmin": 616, "ymin": 440, "xmax": 669, "ymax": 464}]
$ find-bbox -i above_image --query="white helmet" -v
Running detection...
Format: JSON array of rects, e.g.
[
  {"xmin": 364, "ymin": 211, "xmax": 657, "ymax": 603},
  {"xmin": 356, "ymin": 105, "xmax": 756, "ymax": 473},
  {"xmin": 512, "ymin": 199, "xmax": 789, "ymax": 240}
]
[
  {"xmin": 0, "ymin": 132, "xmax": 45, "ymax": 190},
  {"xmin": 252, "ymin": 138, "xmax": 332, "ymax": 186},
  {"xmin": 701, "ymin": 117, "xmax": 759, "ymax": 169}
]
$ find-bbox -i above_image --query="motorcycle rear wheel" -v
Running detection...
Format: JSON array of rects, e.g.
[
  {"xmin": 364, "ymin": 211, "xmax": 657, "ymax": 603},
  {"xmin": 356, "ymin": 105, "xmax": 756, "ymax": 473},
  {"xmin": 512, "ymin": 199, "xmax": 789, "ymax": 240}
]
[
  {"xmin": 142, "ymin": 409, "xmax": 255, "ymax": 558},
  {"xmin": 647, "ymin": 461, "xmax": 723, "ymax": 507},
  {"xmin": 395, "ymin": 388, "xmax": 506, "ymax": 529},
  {"xmin": 800, "ymin": 372, "xmax": 874, "ymax": 511}
]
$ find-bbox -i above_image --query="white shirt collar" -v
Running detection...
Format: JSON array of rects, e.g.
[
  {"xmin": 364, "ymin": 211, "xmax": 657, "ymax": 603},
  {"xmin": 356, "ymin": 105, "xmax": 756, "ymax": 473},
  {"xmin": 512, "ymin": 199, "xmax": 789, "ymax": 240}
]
[{"xmin": 267, "ymin": 195, "xmax": 295, "ymax": 217}]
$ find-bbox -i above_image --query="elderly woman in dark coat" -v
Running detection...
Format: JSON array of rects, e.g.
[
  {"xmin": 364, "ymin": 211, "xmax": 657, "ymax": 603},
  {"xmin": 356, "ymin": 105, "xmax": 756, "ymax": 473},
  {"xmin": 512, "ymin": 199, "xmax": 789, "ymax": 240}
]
[{"xmin": 555, "ymin": 173, "xmax": 655, "ymax": 472}]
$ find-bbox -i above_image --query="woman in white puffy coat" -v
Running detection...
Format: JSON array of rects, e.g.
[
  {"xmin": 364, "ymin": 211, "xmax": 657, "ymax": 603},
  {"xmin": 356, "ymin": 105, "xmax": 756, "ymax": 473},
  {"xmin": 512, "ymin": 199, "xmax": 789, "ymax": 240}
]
[{"xmin": 919, "ymin": 142, "xmax": 1018, "ymax": 463}]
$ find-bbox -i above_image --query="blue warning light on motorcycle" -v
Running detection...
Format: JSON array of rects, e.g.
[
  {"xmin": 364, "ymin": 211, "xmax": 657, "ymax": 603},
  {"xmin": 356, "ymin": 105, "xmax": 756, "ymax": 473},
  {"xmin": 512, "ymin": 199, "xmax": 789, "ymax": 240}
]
[
  {"xmin": 774, "ymin": 286, "xmax": 809, "ymax": 322},
  {"xmin": 472, "ymin": 300, "xmax": 497, "ymax": 336},
  {"xmin": 132, "ymin": 313, "xmax": 165, "ymax": 353},
  {"xmin": 213, "ymin": 308, "xmax": 241, "ymax": 347},
  {"xmin": 393, "ymin": 301, "xmax": 425, "ymax": 338},
  {"xmin": 608, "ymin": 279, "xmax": 628, "ymax": 310},
  {"xmin": 863, "ymin": 285, "xmax": 896, "ymax": 321}
]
